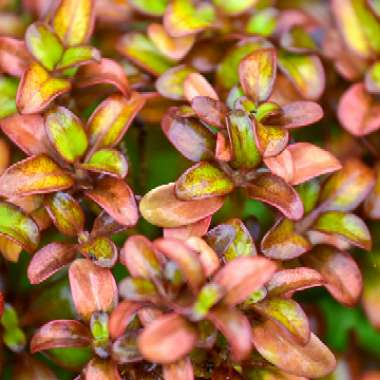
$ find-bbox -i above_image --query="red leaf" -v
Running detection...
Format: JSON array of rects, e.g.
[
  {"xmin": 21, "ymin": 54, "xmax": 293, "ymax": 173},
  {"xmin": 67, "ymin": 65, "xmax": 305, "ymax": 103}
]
[
  {"xmin": 281, "ymin": 101, "xmax": 323, "ymax": 128},
  {"xmin": 163, "ymin": 216, "xmax": 211, "ymax": 240},
  {"xmin": 109, "ymin": 301, "xmax": 142, "ymax": 339},
  {"xmin": 84, "ymin": 359, "xmax": 121, "ymax": 380},
  {"xmin": 0, "ymin": 37, "xmax": 31, "ymax": 77}
]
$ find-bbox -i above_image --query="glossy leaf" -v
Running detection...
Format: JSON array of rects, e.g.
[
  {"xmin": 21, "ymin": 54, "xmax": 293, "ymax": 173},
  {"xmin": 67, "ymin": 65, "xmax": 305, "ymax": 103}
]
[
  {"xmin": 80, "ymin": 236, "xmax": 118, "ymax": 268},
  {"xmin": 254, "ymin": 122, "xmax": 289, "ymax": 158},
  {"xmin": 83, "ymin": 359, "xmax": 121, "ymax": 380},
  {"xmin": 87, "ymin": 93, "xmax": 145, "ymax": 150},
  {"xmin": 191, "ymin": 96, "xmax": 227, "ymax": 129},
  {"xmin": 119, "ymin": 277, "xmax": 159, "ymax": 303},
  {"xmin": 16, "ymin": 62, "xmax": 71, "ymax": 114},
  {"xmin": 81, "ymin": 149, "xmax": 128, "ymax": 178},
  {"xmin": 0, "ymin": 37, "xmax": 31, "ymax": 77},
  {"xmin": 45, "ymin": 107, "xmax": 88, "ymax": 163},
  {"xmin": 364, "ymin": 163, "xmax": 380, "ymax": 219},
  {"xmin": 176, "ymin": 161, "xmax": 234, "ymax": 200},
  {"xmin": 120, "ymin": 235, "xmax": 161, "ymax": 280},
  {"xmin": 140, "ymin": 183, "xmax": 224, "ymax": 227},
  {"xmin": 313, "ymin": 211, "xmax": 371, "ymax": 250},
  {"xmin": 247, "ymin": 173, "xmax": 304, "ymax": 220},
  {"xmin": 111, "ymin": 330, "xmax": 142, "ymax": 364},
  {"xmin": 164, "ymin": 0, "xmax": 215, "ymax": 37},
  {"xmin": 277, "ymin": 50, "xmax": 325, "ymax": 100},
  {"xmin": 137, "ymin": 313, "xmax": 198, "ymax": 364},
  {"xmin": 213, "ymin": 0, "xmax": 258, "ymax": 15},
  {"xmin": 281, "ymin": 101, "xmax": 323, "ymax": 128},
  {"xmin": 184, "ymin": 73, "xmax": 219, "ymax": 102},
  {"xmin": 156, "ymin": 65, "xmax": 195, "ymax": 100},
  {"xmin": 319, "ymin": 158, "xmax": 375, "ymax": 212},
  {"xmin": 154, "ymin": 237, "xmax": 205, "ymax": 292},
  {"xmin": 56, "ymin": 45, "xmax": 101, "ymax": 70},
  {"xmin": 129, "ymin": 0, "xmax": 168, "ymax": 16},
  {"xmin": 25, "ymin": 22, "xmax": 63, "ymax": 70},
  {"xmin": 0, "ymin": 76, "xmax": 18, "ymax": 119},
  {"xmin": 109, "ymin": 301, "xmax": 142, "ymax": 340},
  {"xmin": 53, "ymin": 0, "xmax": 95, "ymax": 46},
  {"xmin": 239, "ymin": 48, "xmax": 277, "ymax": 104},
  {"xmin": 164, "ymin": 216, "xmax": 211, "ymax": 241},
  {"xmin": 252, "ymin": 320, "xmax": 336, "ymax": 378},
  {"xmin": 75, "ymin": 58, "xmax": 129, "ymax": 96},
  {"xmin": 265, "ymin": 143, "xmax": 341, "ymax": 186},
  {"xmin": 31, "ymin": 320, "xmax": 91, "ymax": 353},
  {"xmin": 227, "ymin": 110, "xmax": 261, "ymax": 169},
  {"xmin": 0, "ymin": 155, "xmax": 73, "ymax": 197},
  {"xmin": 261, "ymin": 218, "xmax": 311, "ymax": 260},
  {"xmin": 85, "ymin": 176, "xmax": 138, "ymax": 227},
  {"xmin": 267, "ymin": 267, "xmax": 324, "ymax": 297},
  {"xmin": 117, "ymin": 32, "xmax": 173, "ymax": 76},
  {"xmin": 27, "ymin": 242, "xmax": 76, "ymax": 284},
  {"xmin": 69, "ymin": 259, "xmax": 118, "ymax": 321},
  {"xmin": 338, "ymin": 83, "xmax": 380, "ymax": 136},
  {"xmin": 213, "ymin": 256, "xmax": 276, "ymax": 305},
  {"xmin": 162, "ymin": 109, "xmax": 215, "ymax": 161},
  {"xmin": 0, "ymin": 201, "xmax": 39, "ymax": 253},
  {"xmin": 148, "ymin": 23, "xmax": 195, "ymax": 61},
  {"xmin": 207, "ymin": 305, "xmax": 252, "ymax": 361}
]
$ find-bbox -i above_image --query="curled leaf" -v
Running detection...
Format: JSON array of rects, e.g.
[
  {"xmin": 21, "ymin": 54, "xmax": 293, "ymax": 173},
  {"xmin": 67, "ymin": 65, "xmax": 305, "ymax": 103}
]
[
  {"xmin": 79, "ymin": 236, "xmax": 118, "ymax": 268},
  {"xmin": 109, "ymin": 301, "xmax": 142, "ymax": 339}
]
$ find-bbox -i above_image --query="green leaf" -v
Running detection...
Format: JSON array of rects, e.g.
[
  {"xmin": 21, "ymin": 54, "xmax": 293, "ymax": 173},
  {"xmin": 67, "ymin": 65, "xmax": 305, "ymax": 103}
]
[
  {"xmin": 0, "ymin": 76, "xmax": 18, "ymax": 119},
  {"xmin": 56, "ymin": 45, "xmax": 101, "ymax": 70},
  {"xmin": 130, "ymin": 0, "xmax": 168, "ymax": 16},
  {"xmin": 313, "ymin": 211, "xmax": 371, "ymax": 250},
  {"xmin": 25, "ymin": 22, "xmax": 63, "ymax": 71},
  {"xmin": 296, "ymin": 179, "xmax": 320, "ymax": 214},
  {"xmin": 213, "ymin": 0, "xmax": 258, "ymax": 15},
  {"xmin": 45, "ymin": 106, "xmax": 88, "ymax": 163},
  {"xmin": 245, "ymin": 8, "xmax": 278, "ymax": 37}
]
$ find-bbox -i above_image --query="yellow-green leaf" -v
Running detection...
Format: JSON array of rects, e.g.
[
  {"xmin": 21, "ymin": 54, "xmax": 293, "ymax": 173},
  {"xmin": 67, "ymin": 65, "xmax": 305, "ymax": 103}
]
[
  {"xmin": 0, "ymin": 76, "xmax": 18, "ymax": 119},
  {"xmin": 213, "ymin": 0, "xmax": 259, "ymax": 15},
  {"xmin": 56, "ymin": 45, "xmax": 101, "ymax": 70},
  {"xmin": 16, "ymin": 62, "xmax": 71, "ymax": 114},
  {"xmin": 130, "ymin": 0, "xmax": 168, "ymax": 16},
  {"xmin": 53, "ymin": 0, "xmax": 95, "ymax": 46},
  {"xmin": 0, "ymin": 201, "xmax": 39, "ymax": 253},
  {"xmin": 25, "ymin": 22, "xmax": 63, "ymax": 71},
  {"xmin": 45, "ymin": 106, "xmax": 88, "ymax": 163}
]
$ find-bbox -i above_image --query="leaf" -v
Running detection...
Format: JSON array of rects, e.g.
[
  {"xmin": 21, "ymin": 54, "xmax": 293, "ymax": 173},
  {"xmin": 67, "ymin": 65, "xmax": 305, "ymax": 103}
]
[
  {"xmin": 265, "ymin": 143, "xmax": 341, "ymax": 186},
  {"xmin": 0, "ymin": 237, "xmax": 22, "ymax": 262},
  {"xmin": 79, "ymin": 236, "xmax": 118, "ymax": 268},
  {"xmin": 267, "ymin": 267, "xmax": 323, "ymax": 297},
  {"xmin": 164, "ymin": 216, "xmax": 211, "ymax": 241},
  {"xmin": 364, "ymin": 163, "xmax": 380, "ymax": 219},
  {"xmin": 164, "ymin": 0, "xmax": 215, "ymax": 37},
  {"xmin": 0, "ymin": 113, "xmax": 52, "ymax": 156},
  {"xmin": 111, "ymin": 330, "xmax": 142, "ymax": 364},
  {"xmin": 87, "ymin": 93, "xmax": 145, "ymax": 150},
  {"xmin": 69, "ymin": 259, "xmax": 117, "ymax": 321},
  {"xmin": 163, "ymin": 358, "xmax": 194, "ymax": 380},
  {"xmin": 154, "ymin": 237, "xmax": 205, "ymax": 292},
  {"xmin": 227, "ymin": 110, "xmax": 261, "ymax": 169},
  {"xmin": 53, "ymin": 0, "xmax": 95, "ymax": 46},
  {"xmin": 129, "ymin": 0, "xmax": 168, "ymax": 16},
  {"xmin": 25, "ymin": 22, "xmax": 63, "ymax": 71},
  {"xmin": 338, "ymin": 82, "xmax": 380, "ymax": 136},
  {"xmin": 280, "ymin": 25, "xmax": 318, "ymax": 54},
  {"xmin": 213, "ymin": 256, "xmax": 276, "ymax": 305},
  {"xmin": 91, "ymin": 211, "xmax": 126, "ymax": 238},
  {"xmin": 213, "ymin": 0, "xmax": 258, "ymax": 15},
  {"xmin": 156, "ymin": 65, "xmax": 195, "ymax": 100},
  {"xmin": 215, "ymin": 132, "xmax": 232, "ymax": 161},
  {"xmin": 81, "ymin": 149, "xmax": 128, "ymax": 178},
  {"xmin": 140, "ymin": 183, "xmax": 225, "ymax": 227},
  {"xmin": 109, "ymin": 301, "xmax": 142, "ymax": 339},
  {"xmin": 56, "ymin": 45, "xmax": 101, "ymax": 70},
  {"xmin": 120, "ymin": 235, "xmax": 161, "ymax": 280},
  {"xmin": 30, "ymin": 320, "xmax": 91, "ymax": 353},
  {"xmin": 83, "ymin": 359, "xmax": 121, "ymax": 380},
  {"xmin": 85, "ymin": 176, "xmax": 138, "ymax": 227},
  {"xmin": 0, "ymin": 76, "xmax": 18, "ymax": 119},
  {"xmin": 207, "ymin": 305, "xmax": 252, "ymax": 361},
  {"xmin": 16, "ymin": 62, "xmax": 71, "ymax": 114},
  {"xmin": 175, "ymin": 161, "xmax": 235, "ymax": 200},
  {"xmin": 162, "ymin": 108, "xmax": 215, "ymax": 161},
  {"xmin": 261, "ymin": 218, "xmax": 311, "ymax": 260},
  {"xmin": 319, "ymin": 158, "xmax": 375, "ymax": 212},
  {"xmin": 137, "ymin": 313, "xmax": 198, "ymax": 364},
  {"xmin": 0, "ymin": 155, "xmax": 73, "ymax": 197},
  {"xmin": 244, "ymin": 368, "xmax": 307, "ymax": 380},
  {"xmin": 303, "ymin": 246, "xmax": 362, "ymax": 307},
  {"xmin": 0, "ymin": 201, "xmax": 39, "ymax": 253},
  {"xmin": 313, "ymin": 211, "xmax": 371, "ymax": 250},
  {"xmin": 13, "ymin": 354, "xmax": 59, "ymax": 380},
  {"xmin": 117, "ymin": 32, "xmax": 173, "ymax": 76},
  {"xmin": 254, "ymin": 122, "xmax": 289, "ymax": 158},
  {"xmin": 75, "ymin": 58, "xmax": 129, "ymax": 96},
  {"xmin": 45, "ymin": 106, "xmax": 88, "ymax": 163},
  {"xmin": 184, "ymin": 73, "xmax": 219, "ymax": 102},
  {"xmin": 191, "ymin": 96, "xmax": 227, "ymax": 129},
  {"xmin": 0, "ymin": 37, "xmax": 31, "ymax": 77},
  {"xmin": 222, "ymin": 218, "xmax": 256, "ymax": 261},
  {"xmin": 239, "ymin": 48, "xmax": 277, "ymax": 104},
  {"xmin": 252, "ymin": 320, "xmax": 336, "ymax": 378},
  {"xmin": 119, "ymin": 277, "xmax": 159, "ymax": 303},
  {"xmin": 277, "ymin": 50, "xmax": 325, "ymax": 100},
  {"xmin": 245, "ymin": 8, "xmax": 278, "ymax": 37},
  {"xmin": 296, "ymin": 179, "xmax": 321, "ymax": 215},
  {"xmin": 216, "ymin": 37, "xmax": 273, "ymax": 90},
  {"xmin": 205, "ymin": 224, "xmax": 236, "ymax": 257},
  {"xmin": 27, "ymin": 242, "xmax": 76, "ymax": 284},
  {"xmin": 148, "ymin": 23, "xmax": 195, "ymax": 61},
  {"xmin": 247, "ymin": 173, "xmax": 304, "ymax": 220},
  {"xmin": 280, "ymin": 101, "xmax": 323, "ymax": 128}
]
